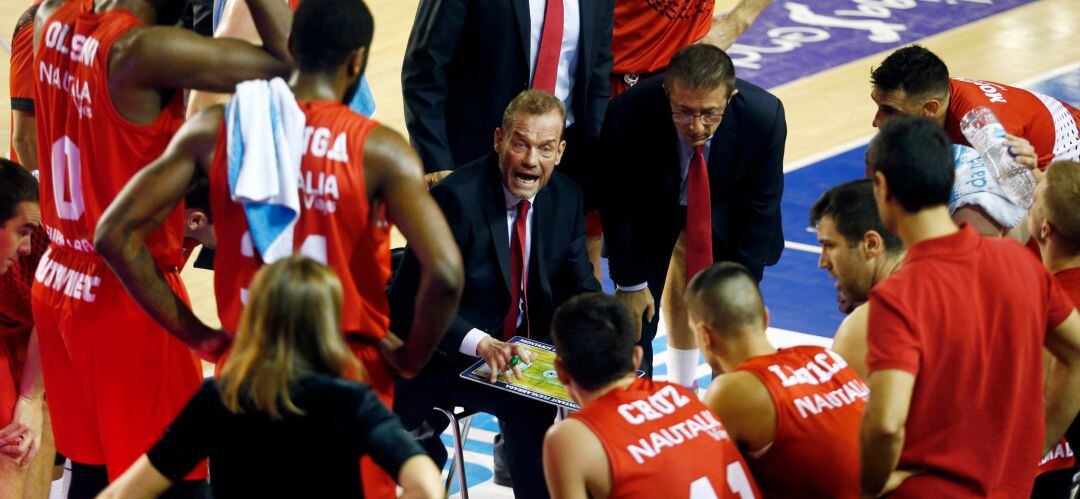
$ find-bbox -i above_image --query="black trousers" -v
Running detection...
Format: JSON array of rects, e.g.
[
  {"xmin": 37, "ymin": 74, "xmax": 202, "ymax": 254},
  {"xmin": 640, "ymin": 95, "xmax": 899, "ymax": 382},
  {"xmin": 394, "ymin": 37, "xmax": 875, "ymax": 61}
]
[{"xmin": 395, "ymin": 363, "xmax": 556, "ymax": 499}]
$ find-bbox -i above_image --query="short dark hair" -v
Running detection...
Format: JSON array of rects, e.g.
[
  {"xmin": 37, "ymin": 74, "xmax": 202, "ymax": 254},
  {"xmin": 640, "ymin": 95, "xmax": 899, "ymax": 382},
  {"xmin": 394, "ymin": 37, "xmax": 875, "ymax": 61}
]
[
  {"xmin": 810, "ymin": 179, "xmax": 902, "ymax": 253},
  {"xmin": 685, "ymin": 262, "xmax": 765, "ymax": 333},
  {"xmin": 291, "ymin": 0, "xmax": 374, "ymax": 74},
  {"xmin": 868, "ymin": 115, "xmax": 954, "ymax": 213},
  {"xmin": 666, "ymin": 44, "xmax": 736, "ymax": 95},
  {"xmin": 551, "ymin": 293, "xmax": 637, "ymax": 391},
  {"xmin": 0, "ymin": 159, "xmax": 38, "ymax": 223},
  {"xmin": 871, "ymin": 45, "xmax": 950, "ymax": 100}
]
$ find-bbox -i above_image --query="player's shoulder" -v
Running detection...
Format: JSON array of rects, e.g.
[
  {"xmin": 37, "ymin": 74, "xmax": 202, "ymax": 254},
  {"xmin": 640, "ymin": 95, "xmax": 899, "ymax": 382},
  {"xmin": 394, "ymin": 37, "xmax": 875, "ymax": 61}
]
[
  {"xmin": 545, "ymin": 417, "xmax": 604, "ymax": 459},
  {"xmin": 706, "ymin": 370, "xmax": 772, "ymax": 412}
]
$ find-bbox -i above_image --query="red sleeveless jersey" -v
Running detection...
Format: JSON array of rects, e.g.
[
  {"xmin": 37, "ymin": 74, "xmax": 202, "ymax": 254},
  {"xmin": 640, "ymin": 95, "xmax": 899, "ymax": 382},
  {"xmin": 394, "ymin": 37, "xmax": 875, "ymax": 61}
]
[
  {"xmin": 944, "ymin": 78, "xmax": 1080, "ymax": 168},
  {"xmin": 734, "ymin": 346, "xmax": 867, "ymax": 499},
  {"xmin": 570, "ymin": 378, "xmax": 760, "ymax": 499},
  {"xmin": 34, "ymin": 0, "xmax": 187, "ymax": 266},
  {"xmin": 209, "ymin": 100, "xmax": 392, "ymax": 340}
]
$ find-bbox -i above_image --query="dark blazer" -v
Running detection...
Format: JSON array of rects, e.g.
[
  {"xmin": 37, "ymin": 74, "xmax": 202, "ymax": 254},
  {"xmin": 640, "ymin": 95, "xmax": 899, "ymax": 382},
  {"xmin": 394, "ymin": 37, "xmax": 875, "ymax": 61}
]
[
  {"xmin": 389, "ymin": 153, "xmax": 601, "ymax": 367},
  {"xmin": 402, "ymin": 0, "xmax": 614, "ymax": 179},
  {"xmin": 600, "ymin": 75, "xmax": 786, "ymax": 298}
]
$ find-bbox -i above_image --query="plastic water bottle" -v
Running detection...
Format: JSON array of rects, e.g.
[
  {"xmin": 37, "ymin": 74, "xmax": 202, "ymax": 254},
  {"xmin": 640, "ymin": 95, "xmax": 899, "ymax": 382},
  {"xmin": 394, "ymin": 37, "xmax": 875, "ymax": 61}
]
[{"xmin": 958, "ymin": 106, "xmax": 1036, "ymax": 208}]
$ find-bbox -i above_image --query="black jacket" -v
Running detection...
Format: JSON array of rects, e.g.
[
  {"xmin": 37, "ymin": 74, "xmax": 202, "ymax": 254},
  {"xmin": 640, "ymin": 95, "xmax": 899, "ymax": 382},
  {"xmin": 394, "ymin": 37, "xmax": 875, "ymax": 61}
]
[
  {"xmin": 389, "ymin": 153, "xmax": 601, "ymax": 365},
  {"xmin": 600, "ymin": 75, "xmax": 786, "ymax": 298},
  {"xmin": 402, "ymin": 0, "xmax": 614, "ymax": 179}
]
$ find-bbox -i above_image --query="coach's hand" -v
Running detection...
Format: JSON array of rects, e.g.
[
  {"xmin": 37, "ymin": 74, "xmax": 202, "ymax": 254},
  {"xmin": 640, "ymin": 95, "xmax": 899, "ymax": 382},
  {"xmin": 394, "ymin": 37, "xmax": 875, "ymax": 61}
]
[
  {"xmin": 616, "ymin": 287, "xmax": 655, "ymax": 341},
  {"xmin": 424, "ymin": 170, "xmax": 453, "ymax": 190},
  {"xmin": 476, "ymin": 337, "xmax": 536, "ymax": 384}
]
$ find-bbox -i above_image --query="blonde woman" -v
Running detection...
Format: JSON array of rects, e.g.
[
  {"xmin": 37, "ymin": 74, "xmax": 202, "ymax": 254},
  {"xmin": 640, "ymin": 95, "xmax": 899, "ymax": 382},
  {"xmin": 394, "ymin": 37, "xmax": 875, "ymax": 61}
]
[{"xmin": 99, "ymin": 256, "xmax": 443, "ymax": 498}]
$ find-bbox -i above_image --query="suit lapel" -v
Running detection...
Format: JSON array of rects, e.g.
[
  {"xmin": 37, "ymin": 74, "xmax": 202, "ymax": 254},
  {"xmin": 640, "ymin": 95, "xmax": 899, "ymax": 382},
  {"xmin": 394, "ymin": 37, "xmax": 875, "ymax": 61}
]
[
  {"xmin": 485, "ymin": 158, "xmax": 513, "ymax": 290},
  {"xmin": 708, "ymin": 90, "xmax": 740, "ymax": 184},
  {"xmin": 531, "ymin": 186, "xmax": 551, "ymax": 302},
  {"xmin": 510, "ymin": 0, "xmax": 532, "ymax": 75}
]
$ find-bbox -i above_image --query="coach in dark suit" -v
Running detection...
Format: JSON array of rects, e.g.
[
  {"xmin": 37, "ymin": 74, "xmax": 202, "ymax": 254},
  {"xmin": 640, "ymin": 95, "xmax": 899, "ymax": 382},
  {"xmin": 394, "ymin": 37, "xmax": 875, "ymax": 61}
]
[
  {"xmin": 600, "ymin": 45, "xmax": 785, "ymax": 384},
  {"xmin": 390, "ymin": 90, "xmax": 600, "ymax": 499},
  {"xmin": 402, "ymin": 0, "xmax": 614, "ymax": 194}
]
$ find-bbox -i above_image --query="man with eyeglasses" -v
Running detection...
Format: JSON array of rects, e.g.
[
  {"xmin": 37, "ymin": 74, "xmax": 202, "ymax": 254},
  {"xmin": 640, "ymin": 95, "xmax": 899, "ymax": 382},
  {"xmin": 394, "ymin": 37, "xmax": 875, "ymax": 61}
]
[{"xmin": 599, "ymin": 44, "xmax": 786, "ymax": 385}]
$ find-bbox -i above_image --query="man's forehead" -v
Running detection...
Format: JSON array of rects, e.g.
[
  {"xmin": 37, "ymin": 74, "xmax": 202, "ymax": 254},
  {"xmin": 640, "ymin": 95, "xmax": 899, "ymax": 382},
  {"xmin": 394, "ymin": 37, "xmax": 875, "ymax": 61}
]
[
  {"xmin": 871, "ymin": 87, "xmax": 907, "ymax": 106},
  {"xmin": 507, "ymin": 117, "xmax": 562, "ymax": 141}
]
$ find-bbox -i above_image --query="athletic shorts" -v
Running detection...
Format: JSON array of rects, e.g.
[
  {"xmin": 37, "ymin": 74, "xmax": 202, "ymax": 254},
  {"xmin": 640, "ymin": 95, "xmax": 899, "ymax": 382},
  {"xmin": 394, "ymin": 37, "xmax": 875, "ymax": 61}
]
[
  {"xmin": 31, "ymin": 245, "xmax": 206, "ymax": 480},
  {"xmin": 348, "ymin": 339, "xmax": 397, "ymax": 499}
]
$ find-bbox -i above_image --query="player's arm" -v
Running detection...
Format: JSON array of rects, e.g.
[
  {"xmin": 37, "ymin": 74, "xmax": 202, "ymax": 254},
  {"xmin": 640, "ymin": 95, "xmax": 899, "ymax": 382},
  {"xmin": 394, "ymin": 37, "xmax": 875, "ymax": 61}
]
[
  {"xmin": 1043, "ymin": 311, "xmax": 1080, "ymax": 452},
  {"xmin": 703, "ymin": 371, "xmax": 776, "ymax": 453},
  {"xmin": 11, "ymin": 111, "xmax": 37, "ymax": 171},
  {"xmin": 96, "ymin": 455, "xmax": 172, "ymax": 499},
  {"xmin": 860, "ymin": 369, "xmax": 915, "ymax": 496},
  {"xmin": 365, "ymin": 125, "xmax": 464, "ymax": 379},
  {"xmin": 94, "ymin": 107, "xmax": 228, "ymax": 361},
  {"xmin": 543, "ymin": 419, "xmax": 609, "ymax": 499},
  {"xmin": 113, "ymin": 0, "xmax": 292, "ymax": 94},
  {"xmin": 700, "ymin": 0, "xmax": 772, "ymax": 50},
  {"xmin": 833, "ymin": 304, "xmax": 870, "ymax": 380}
]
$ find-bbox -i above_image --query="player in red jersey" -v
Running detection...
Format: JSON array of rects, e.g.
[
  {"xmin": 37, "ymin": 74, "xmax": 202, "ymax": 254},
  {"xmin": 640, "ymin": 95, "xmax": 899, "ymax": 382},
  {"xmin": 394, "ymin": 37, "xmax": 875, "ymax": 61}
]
[
  {"xmin": 95, "ymin": 1, "xmax": 464, "ymax": 496},
  {"xmin": 0, "ymin": 160, "xmax": 55, "ymax": 498},
  {"xmin": 31, "ymin": 0, "xmax": 293, "ymax": 493},
  {"xmin": 861, "ymin": 116, "xmax": 1080, "ymax": 497},
  {"xmin": 686, "ymin": 262, "xmax": 866, "ymax": 498},
  {"xmin": 869, "ymin": 45, "xmax": 1076, "ymax": 236},
  {"xmin": 1027, "ymin": 160, "xmax": 1080, "ymax": 497},
  {"xmin": 610, "ymin": 0, "xmax": 771, "ymax": 96},
  {"xmin": 9, "ymin": 3, "xmax": 41, "ymax": 169},
  {"xmin": 543, "ymin": 292, "xmax": 760, "ymax": 499}
]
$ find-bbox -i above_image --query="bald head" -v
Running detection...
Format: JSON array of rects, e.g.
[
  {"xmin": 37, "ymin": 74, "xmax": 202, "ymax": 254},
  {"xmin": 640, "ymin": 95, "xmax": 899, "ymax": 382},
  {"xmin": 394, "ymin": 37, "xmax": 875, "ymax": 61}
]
[{"xmin": 685, "ymin": 262, "xmax": 766, "ymax": 336}]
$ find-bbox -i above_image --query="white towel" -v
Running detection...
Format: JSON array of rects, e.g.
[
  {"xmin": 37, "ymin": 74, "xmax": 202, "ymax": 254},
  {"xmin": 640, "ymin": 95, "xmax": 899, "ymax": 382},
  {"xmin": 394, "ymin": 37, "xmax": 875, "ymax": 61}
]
[
  {"xmin": 226, "ymin": 77, "xmax": 306, "ymax": 263},
  {"xmin": 949, "ymin": 144, "xmax": 1027, "ymax": 230}
]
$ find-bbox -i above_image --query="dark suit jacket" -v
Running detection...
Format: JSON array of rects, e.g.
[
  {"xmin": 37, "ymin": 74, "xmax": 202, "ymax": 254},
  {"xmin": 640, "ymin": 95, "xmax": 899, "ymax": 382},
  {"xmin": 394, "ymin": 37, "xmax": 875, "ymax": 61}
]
[
  {"xmin": 600, "ymin": 75, "xmax": 786, "ymax": 300},
  {"xmin": 389, "ymin": 154, "xmax": 601, "ymax": 369},
  {"xmin": 402, "ymin": 0, "xmax": 614, "ymax": 180}
]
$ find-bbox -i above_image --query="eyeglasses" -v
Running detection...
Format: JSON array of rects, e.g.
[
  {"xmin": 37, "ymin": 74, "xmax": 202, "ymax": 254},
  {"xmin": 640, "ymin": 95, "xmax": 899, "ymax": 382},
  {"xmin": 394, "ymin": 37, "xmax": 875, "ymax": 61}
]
[{"xmin": 671, "ymin": 111, "xmax": 724, "ymax": 126}]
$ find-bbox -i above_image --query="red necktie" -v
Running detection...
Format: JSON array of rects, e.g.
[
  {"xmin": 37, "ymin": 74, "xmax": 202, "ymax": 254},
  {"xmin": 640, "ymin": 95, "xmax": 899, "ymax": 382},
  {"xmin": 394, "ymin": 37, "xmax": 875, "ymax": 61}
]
[
  {"xmin": 685, "ymin": 145, "xmax": 713, "ymax": 282},
  {"xmin": 503, "ymin": 200, "xmax": 531, "ymax": 339},
  {"xmin": 532, "ymin": 0, "xmax": 563, "ymax": 93}
]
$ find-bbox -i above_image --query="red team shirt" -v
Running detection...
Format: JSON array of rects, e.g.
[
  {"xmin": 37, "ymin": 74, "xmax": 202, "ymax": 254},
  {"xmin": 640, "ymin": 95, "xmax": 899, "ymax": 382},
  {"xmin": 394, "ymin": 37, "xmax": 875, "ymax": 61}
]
[
  {"xmin": 208, "ymin": 100, "xmax": 396, "ymax": 498},
  {"xmin": 209, "ymin": 100, "xmax": 391, "ymax": 344},
  {"xmin": 570, "ymin": 378, "xmax": 761, "ymax": 499},
  {"xmin": 612, "ymin": 0, "xmax": 713, "ymax": 76},
  {"xmin": 32, "ymin": 0, "xmax": 205, "ymax": 479},
  {"xmin": 867, "ymin": 225, "xmax": 1075, "ymax": 497},
  {"xmin": 735, "ymin": 346, "xmax": 867, "ymax": 498},
  {"xmin": 944, "ymin": 78, "xmax": 1080, "ymax": 169}
]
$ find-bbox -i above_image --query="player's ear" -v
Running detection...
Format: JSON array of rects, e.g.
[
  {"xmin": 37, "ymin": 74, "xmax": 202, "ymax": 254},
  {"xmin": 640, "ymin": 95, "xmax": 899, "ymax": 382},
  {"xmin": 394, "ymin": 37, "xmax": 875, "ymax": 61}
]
[
  {"xmin": 862, "ymin": 230, "xmax": 884, "ymax": 259},
  {"xmin": 348, "ymin": 48, "xmax": 368, "ymax": 78},
  {"xmin": 632, "ymin": 346, "xmax": 643, "ymax": 371},
  {"xmin": 554, "ymin": 357, "xmax": 571, "ymax": 386},
  {"xmin": 494, "ymin": 128, "xmax": 504, "ymax": 153},
  {"xmin": 921, "ymin": 98, "xmax": 941, "ymax": 118}
]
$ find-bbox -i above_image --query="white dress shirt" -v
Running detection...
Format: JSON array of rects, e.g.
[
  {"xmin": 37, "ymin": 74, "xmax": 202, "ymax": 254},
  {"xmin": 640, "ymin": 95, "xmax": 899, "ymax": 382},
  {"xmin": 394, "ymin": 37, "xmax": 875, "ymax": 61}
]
[
  {"xmin": 459, "ymin": 187, "xmax": 537, "ymax": 356},
  {"xmin": 527, "ymin": 0, "xmax": 580, "ymax": 127},
  {"xmin": 615, "ymin": 132, "xmax": 713, "ymax": 292}
]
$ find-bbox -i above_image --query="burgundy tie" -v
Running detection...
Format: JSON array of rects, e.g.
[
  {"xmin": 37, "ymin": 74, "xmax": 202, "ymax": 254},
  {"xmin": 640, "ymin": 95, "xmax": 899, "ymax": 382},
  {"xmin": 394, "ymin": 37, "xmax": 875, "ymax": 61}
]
[
  {"xmin": 532, "ymin": 0, "xmax": 563, "ymax": 93},
  {"xmin": 685, "ymin": 145, "xmax": 713, "ymax": 282},
  {"xmin": 503, "ymin": 200, "xmax": 531, "ymax": 339}
]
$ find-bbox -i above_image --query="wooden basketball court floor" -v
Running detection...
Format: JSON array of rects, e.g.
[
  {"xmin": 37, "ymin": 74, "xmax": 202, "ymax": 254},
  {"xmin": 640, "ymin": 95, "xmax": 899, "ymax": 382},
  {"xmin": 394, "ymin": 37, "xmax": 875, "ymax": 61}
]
[{"xmin": 1, "ymin": 0, "xmax": 1079, "ymax": 496}]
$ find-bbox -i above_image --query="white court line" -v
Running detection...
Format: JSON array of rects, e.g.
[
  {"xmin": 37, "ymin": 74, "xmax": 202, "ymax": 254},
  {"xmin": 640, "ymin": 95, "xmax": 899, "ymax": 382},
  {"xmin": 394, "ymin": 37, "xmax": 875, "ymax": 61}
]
[
  {"xmin": 784, "ymin": 133, "xmax": 875, "ymax": 173},
  {"xmin": 785, "ymin": 240, "xmax": 821, "ymax": 254}
]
